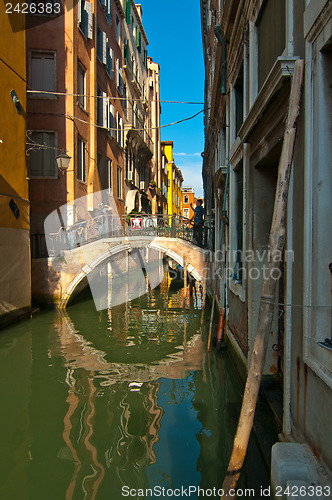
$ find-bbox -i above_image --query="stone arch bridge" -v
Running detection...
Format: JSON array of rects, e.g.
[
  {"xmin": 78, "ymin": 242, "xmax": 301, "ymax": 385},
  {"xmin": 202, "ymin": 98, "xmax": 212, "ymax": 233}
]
[{"xmin": 31, "ymin": 236, "xmax": 208, "ymax": 308}]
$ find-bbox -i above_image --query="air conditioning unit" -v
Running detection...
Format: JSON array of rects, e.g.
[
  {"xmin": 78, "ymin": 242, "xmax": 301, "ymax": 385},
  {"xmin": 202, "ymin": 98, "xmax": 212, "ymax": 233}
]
[
  {"xmin": 140, "ymin": 181, "xmax": 145, "ymax": 190},
  {"xmin": 127, "ymin": 170, "xmax": 133, "ymax": 181}
]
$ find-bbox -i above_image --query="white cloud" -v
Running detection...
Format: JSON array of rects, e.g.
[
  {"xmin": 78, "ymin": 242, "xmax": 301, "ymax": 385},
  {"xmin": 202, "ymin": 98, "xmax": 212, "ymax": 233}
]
[{"xmin": 173, "ymin": 152, "xmax": 202, "ymax": 157}]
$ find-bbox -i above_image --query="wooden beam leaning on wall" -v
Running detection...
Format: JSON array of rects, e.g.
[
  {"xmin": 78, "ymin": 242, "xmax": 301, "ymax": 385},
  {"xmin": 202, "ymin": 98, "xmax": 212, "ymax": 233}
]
[{"xmin": 220, "ymin": 58, "xmax": 305, "ymax": 499}]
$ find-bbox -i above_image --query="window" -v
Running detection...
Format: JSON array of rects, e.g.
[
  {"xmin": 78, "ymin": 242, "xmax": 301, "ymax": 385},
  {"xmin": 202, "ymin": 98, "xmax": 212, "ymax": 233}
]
[
  {"xmin": 78, "ymin": 0, "xmax": 93, "ymax": 39},
  {"xmin": 30, "ymin": 131, "xmax": 57, "ymax": 177},
  {"xmin": 30, "ymin": 51, "xmax": 56, "ymax": 95},
  {"xmin": 97, "ymin": 88, "xmax": 103, "ymax": 126},
  {"xmin": 257, "ymin": 0, "xmax": 286, "ymax": 90},
  {"xmin": 115, "ymin": 14, "xmax": 120, "ymax": 45},
  {"xmin": 77, "ymin": 136, "xmax": 87, "ymax": 182},
  {"xmin": 117, "ymin": 113, "xmax": 123, "ymax": 147},
  {"xmin": 136, "ymin": 25, "xmax": 141, "ymax": 52},
  {"xmin": 107, "ymin": 46, "xmax": 114, "ymax": 78},
  {"xmin": 234, "ymin": 65, "xmax": 244, "ymax": 137},
  {"xmin": 109, "ymin": 103, "xmax": 116, "ymax": 138},
  {"xmin": 123, "ymin": 83, "xmax": 127, "ymax": 117},
  {"xmin": 117, "ymin": 166, "xmax": 122, "ymax": 199},
  {"xmin": 77, "ymin": 62, "xmax": 86, "ymax": 109},
  {"xmin": 97, "ymin": 28, "xmax": 107, "ymax": 64},
  {"xmin": 125, "ymin": 0, "xmax": 131, "ymax": 24},
  {"xmin": 97, "ymin": 152, "xmax": 103, "ymax": 188},
  {"xmin": 104, "ymin": 0, "xmax": 112, "ymax": 24},
  {"xmin": 183, "ymin": 208, "xmax": 189, "ymax": 219},
  {"xmin": 107, "ymin": 158, "xmax": 112, "ymax": 192},
  {"xmin": 235, "ymin": 162, "xmax": 243, "ymax": 283},
  {"xmin": 184, "ymin": 195, "xmax": 189, "ymax": 204}
]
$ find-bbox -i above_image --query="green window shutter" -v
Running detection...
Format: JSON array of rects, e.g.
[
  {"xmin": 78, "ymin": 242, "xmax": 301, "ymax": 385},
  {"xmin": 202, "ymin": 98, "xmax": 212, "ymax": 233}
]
[
  {"xmin": 136, "ymin": 29, "xmax": 141, "ymax": 53},
  {"xmin": 126, "ymin": 0, "xmax": 131, "ymax": 24}
]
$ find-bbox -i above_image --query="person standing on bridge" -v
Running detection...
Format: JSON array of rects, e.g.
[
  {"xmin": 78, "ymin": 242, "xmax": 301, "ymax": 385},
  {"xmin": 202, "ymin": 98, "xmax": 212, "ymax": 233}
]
[{"xmin": 190, "ymin": 199, "xmax": 204, "ymax": 247}]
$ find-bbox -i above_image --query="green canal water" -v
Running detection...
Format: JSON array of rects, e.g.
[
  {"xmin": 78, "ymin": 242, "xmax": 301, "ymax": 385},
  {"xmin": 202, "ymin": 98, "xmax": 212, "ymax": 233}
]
[{"xmin": 0, "ymin": 274, "xmax": 272, "ymax": 499}]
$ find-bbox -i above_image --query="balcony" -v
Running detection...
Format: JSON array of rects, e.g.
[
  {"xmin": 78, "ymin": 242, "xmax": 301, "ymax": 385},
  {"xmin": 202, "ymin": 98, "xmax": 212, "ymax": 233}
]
[
  {"xmin": 125, "ymin": 107, "xmax": 154, "ymax": 155},
  {"xmin": 131, "ymin": 73, "xmax": 142, "ymax": 96}
]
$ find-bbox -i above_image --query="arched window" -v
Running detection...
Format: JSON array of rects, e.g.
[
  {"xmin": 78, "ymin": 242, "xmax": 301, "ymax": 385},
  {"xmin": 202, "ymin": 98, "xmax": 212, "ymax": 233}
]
[{"xmin": 184, "ymin": 195, "xmax": 189, "ymax": 204}]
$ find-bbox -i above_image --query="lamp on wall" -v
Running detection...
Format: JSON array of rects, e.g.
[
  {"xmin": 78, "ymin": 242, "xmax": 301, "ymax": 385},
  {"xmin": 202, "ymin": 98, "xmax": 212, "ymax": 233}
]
[
  {"xmin": 55, "ymin": 152, "xmax": 72, "ymax": 173},
  {"xmin": 10, "ymin": 89, "xmax": 22, "ymax": 115}
]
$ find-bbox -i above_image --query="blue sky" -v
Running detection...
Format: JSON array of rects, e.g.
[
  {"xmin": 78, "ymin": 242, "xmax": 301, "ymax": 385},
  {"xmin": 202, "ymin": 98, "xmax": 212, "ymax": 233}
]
[{"xmin": 140, "ymin": 0, "xmax": 205, "ymax": 197}]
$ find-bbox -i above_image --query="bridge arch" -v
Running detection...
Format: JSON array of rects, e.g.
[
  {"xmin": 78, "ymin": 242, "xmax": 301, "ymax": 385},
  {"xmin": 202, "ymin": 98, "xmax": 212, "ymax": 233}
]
[{"xmin": 59, "ymin": 239, "xmax": 204, "ymax": 309}]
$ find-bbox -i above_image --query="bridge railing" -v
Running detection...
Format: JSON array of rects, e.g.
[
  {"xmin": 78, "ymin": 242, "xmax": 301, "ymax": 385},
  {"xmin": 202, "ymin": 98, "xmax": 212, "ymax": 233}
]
[{"xmin": 46, "ymin": 213, "xmax": 195, "ymax": 257}]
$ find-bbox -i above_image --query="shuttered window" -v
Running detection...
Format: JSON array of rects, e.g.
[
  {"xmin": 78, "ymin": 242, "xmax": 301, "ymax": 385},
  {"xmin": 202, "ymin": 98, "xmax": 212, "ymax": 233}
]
[
  {"xmin": 117, "ymin": 166, "xmax": 122, "ymax": 199},
  {"xmin": 107, "ymin": 159, "xmax": 112, "ymax": 193},
  {"xmin": 136, "ymin": 25, "xmax": 141, "ymax": 52},
  {"xmin": 31, "ymin": 51, "xmax": 56, "ymax": 94},
  {"xmin": 77, "ymin": 61, "xmax": 86, "ymax": 109},
  {"xmin": 126, "ymin": 0, "xmax": 131, "ymax": 24},
  {"xmin": 30, "ymin": 132, "xmax": 57, "ymax": 177},
  {"xmin": 115, "ymin": 14, "xmax": 120, "ymax": 45},
  {"xmin": 77, "ymin": 137, "xmax": 87, "ymax": 182},
  {"xmin": 107, "ymin": 46, "xmax": 114, "ymax": 77},
  {"xmin": 109, "ymin": 104, "xmax": 116, "ymax": 138},
  {"xmin": 97, "ymin": 152, "xmax": 103, "ymax": 189},
  {"xmin": 79, "ymin": 0, "xmax": 93, "ymax": 39}
]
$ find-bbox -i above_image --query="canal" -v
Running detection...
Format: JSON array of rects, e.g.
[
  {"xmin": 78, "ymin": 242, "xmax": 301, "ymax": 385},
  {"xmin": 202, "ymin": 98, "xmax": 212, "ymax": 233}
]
[{"xmin": 0, "ymin": 269, "xmax": 273, "ymax": 499}]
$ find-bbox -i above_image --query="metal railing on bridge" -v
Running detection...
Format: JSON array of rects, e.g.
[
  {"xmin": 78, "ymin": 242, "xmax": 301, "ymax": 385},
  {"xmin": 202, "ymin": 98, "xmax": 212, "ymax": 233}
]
[{"xmin": 45, "ymin": 214, "xmax": 196, "ymax": 257}]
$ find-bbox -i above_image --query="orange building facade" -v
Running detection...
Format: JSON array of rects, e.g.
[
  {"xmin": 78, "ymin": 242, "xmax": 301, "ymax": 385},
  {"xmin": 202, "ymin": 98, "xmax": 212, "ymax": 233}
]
[{"xmin": 181, "ymin": 187, "xmax": 195, "ymax": 220}]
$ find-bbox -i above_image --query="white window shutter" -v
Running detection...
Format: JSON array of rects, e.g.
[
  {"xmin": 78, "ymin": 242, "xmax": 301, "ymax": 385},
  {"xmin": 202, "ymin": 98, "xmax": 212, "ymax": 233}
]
[
  {"xmin": 106, "ymin": 0, "xmax": 111, "ymax": 16},
  {"xmin": 78, "ymin": 0, "xmax": 82, "ymax": 24},
  {"xmin": 116, "ymin": 112, "xmax": 119, "ymax": 143},
  {"xmin": 103, "ymin": 32, "xmax": 107, "ymax": 64},
  {"xmin": 102, "ymin": 92, "xmax": 109, "ymax": 129},
  {"xmin": 85, "ymin": 1, "xmax": 93, "ymax": 39},
  {"xmin": 109, "ymin": 48, "xmax": 114, "ymax": 72},
  {"xmin": 120, "ymin": 117, "xmax": 123, "ymax": 147},
  {"xmin": 116, "ymin": 59, "xmax": 120, "ymax": 87},
  {"xmin": 110, "ymin": 104, "xmax": 115, "ymax": 137}
]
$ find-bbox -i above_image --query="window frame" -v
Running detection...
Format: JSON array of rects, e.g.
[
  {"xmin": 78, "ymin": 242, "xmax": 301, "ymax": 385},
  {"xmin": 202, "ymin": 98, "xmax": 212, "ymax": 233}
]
[
  {"xmin": 77, "ymin": 136, "xmax": 87, "ymax": 183},
  {"xmin": 77, "ymin": 60, "xmax": 87, "ymax": 110},
  {"xmin": 107, "ymin": 158, "xmax": 112, "ymax": 193},
  {"xmin": 117, "ymin": 165, "xmax": 123, "ymax": 200}
]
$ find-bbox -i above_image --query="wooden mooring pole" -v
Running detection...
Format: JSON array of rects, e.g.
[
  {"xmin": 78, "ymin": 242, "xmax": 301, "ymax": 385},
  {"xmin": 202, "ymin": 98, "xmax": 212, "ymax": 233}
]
[{"xmin": 183, "ymin": 258, "xmax": 188, "ymax": 308}]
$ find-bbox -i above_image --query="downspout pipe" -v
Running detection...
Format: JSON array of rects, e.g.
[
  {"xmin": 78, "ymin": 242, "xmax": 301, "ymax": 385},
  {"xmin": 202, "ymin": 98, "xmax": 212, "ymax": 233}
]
[{"xmin": 215, "ymin": 25, "xmax": 227, "ymax": 95}]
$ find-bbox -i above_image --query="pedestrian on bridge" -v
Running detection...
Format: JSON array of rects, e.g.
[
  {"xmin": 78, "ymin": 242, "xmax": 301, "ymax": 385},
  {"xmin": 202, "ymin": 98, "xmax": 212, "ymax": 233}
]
[{"xmin": 190, "ymin": 199, "xmax": 204, "ymax": 247}]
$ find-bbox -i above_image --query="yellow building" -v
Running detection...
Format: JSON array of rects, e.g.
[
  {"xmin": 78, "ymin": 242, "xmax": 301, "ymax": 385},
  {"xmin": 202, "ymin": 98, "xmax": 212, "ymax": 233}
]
[
  {"xmin": 0, "ymin": 12, "xmax": 31, "ymax": 320},
  {"xmin": 161, "ymin": 141, "xmax": 183, "ymax": 217}
]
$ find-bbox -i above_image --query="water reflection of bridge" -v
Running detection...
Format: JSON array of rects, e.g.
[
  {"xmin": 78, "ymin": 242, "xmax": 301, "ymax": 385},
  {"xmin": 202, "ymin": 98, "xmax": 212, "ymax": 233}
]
[{"xmin": 55, "ymin": 274, "xmax": 204, "ymax": 499}]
